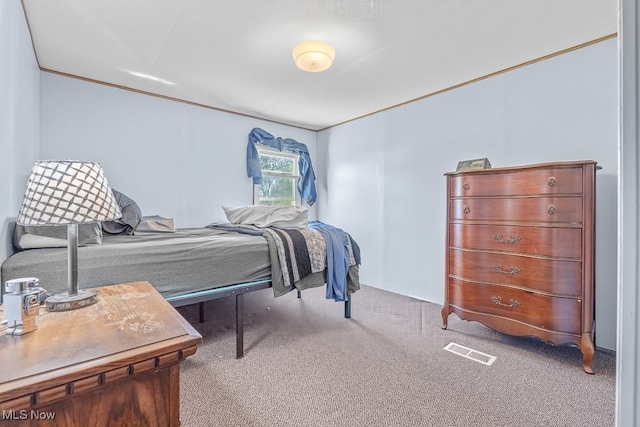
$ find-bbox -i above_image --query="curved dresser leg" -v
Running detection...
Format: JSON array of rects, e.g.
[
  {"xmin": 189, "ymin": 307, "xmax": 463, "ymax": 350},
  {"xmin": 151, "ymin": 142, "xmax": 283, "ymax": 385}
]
[
  {"xmin": 441, "ymin": 304, "xmax": 449, "ymax": 330},
  {"xmin": 581, "ymin": 333, "xmax": 595, "ymax": 374}
]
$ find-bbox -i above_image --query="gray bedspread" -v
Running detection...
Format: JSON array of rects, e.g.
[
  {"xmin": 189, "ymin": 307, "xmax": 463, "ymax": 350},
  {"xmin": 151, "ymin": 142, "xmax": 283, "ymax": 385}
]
[
  {"xmin": 1, "ymin": 227, "xmax": 360, "ymax": 301},
  {"xmin": 1, "ymin": 228, "xmax": 271, "ymax": 299}
]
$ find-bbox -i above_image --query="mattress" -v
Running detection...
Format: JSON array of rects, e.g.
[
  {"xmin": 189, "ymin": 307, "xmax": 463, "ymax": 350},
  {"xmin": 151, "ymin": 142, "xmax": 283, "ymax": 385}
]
[{"xmin": 1, "ymin": 228, "xmax": 272, "ymax": 300}]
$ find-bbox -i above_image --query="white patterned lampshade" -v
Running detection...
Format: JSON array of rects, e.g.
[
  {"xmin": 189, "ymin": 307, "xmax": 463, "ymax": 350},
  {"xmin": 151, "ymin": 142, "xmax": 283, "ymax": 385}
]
[
  {"xmin": 16, "ymin": 161, "xmax": 122, "ymax": 312},
  {"xmin": 17, "ymin": 161, "xmax": 122, "ymax": 226}
]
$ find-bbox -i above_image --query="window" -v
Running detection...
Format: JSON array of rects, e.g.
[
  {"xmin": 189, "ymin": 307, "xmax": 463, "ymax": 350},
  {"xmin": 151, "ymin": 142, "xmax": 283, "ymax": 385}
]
[{"xmin": 253, "ymin": 147, "xmax": 300, "ymax": 206}]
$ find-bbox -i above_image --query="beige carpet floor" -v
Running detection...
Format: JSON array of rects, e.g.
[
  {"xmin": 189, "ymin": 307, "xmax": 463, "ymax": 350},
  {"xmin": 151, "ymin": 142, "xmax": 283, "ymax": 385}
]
[{"xmin": 177, "ymin": 284, "xmax": 616, "ymax": 427}]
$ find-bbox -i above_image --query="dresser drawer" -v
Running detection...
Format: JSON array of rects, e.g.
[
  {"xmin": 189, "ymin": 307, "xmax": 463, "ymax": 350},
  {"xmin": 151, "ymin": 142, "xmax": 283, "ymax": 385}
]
[
  {"xmin": 448, "ymin": 224, "xmax": 582, "ymax": 258},
  {"xmin": 449, "ymin": 196, "xmax": 583, "ymax": 223},
  {"xmin": 448, "ymin": 278, "xmax": 581, "ymax": 335},
  {"xmin": 449, "ymin": 167, "xmax": 583, "ymax": 197},
  {"xmin": 449, "ymin": 249, "xmax": 582, "ymax": 296}
]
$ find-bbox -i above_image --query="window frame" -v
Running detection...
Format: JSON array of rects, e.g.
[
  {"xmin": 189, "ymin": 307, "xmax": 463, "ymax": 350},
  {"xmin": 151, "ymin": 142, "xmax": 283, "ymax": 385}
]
[{"xmin": 253, "ymin": 145, "xmax": 301, "ymax": 206}]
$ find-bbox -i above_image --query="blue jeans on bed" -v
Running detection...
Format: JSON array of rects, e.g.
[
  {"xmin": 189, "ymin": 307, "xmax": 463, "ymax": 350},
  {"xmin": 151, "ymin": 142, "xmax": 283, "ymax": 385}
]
[{"xmin": 308, "ymin": 221, "xmax": 351, "ymax": 302}]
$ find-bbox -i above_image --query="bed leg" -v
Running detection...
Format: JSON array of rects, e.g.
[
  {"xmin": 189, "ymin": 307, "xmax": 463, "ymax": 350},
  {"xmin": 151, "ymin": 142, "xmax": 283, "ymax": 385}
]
[
  {"xmin": 199, "ymin": 302, "xmax": 205, "ymax": 323},
  {"xmin": 297, "ymin": 290, "xmax": 301, "ymax": 299},
  {"xmin": 344, "ymin": 296, "xmax": 351, "ymax": 319},
  {"xmin": 236, "ymin": 293, "xmax": 244, "ymax": 358}
]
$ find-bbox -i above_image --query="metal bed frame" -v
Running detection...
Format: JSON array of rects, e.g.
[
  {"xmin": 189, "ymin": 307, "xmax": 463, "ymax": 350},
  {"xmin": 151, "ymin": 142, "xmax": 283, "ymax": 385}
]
[{"xmin": 166, "ymin": 279, "xmax": 352, "ymax": 358}]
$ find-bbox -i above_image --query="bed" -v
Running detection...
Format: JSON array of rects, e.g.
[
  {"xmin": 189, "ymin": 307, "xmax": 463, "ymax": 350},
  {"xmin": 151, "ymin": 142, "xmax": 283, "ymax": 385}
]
[{"xmin": 1, "ymin": 222, "xmax": 361, "ymax": 358}]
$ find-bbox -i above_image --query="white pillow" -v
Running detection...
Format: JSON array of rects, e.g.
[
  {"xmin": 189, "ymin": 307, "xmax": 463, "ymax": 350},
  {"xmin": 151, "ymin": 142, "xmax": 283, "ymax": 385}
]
[
  {"xmin": 14, "ymin": 223, "xmax": 103, "ymax": 250},
  {"xmin": 222, "ymin": 205, "xmax": 308, "ymax": 229},
  {"xmin": 18, "ymin": 233, "xmax": 70, "ymax": 249}
]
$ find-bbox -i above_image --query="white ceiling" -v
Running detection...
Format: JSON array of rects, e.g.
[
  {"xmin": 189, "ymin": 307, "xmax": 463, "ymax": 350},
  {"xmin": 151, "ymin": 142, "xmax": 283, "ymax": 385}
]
[{"xmin": 22, "ymin": 1, "xmax": 617, "ymax": 131}]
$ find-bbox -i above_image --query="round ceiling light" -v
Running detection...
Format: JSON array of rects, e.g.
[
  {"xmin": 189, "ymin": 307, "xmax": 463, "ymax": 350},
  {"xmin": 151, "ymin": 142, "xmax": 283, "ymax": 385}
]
[{"xmin": 292, "ymin": 40, "xmax": 335, "ymax": 73}]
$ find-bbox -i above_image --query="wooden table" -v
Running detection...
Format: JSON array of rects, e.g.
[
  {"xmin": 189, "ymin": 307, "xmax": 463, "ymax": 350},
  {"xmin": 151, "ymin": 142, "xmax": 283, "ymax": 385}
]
[{"xmin": 0, "ymin": 281, "xmax": 202, "ymax": 426}]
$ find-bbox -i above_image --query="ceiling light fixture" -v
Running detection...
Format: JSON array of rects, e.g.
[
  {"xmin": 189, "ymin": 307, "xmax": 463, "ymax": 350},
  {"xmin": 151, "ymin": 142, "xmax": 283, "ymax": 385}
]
[{"xmin": 292, "ymin": 40, "xmax": 335, "ymax": 73}]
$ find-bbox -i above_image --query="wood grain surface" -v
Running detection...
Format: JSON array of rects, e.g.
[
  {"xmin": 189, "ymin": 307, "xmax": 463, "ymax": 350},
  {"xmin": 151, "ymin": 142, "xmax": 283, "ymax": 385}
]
[{"xmin": 0, "ymin": 281, "xmax": 201, "ymax": 426}]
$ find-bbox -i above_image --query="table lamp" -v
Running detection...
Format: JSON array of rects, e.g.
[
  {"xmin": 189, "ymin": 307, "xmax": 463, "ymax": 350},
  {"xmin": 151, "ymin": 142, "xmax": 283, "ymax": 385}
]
[{"xmin": 16, "ymin": 161, "xmax": 122, "ymax": 311}]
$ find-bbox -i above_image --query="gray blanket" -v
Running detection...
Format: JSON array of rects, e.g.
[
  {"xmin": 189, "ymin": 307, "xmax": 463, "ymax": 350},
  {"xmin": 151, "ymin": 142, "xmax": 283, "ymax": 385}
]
[{"xmin": 206, "ymin": 223, "xmax": 360, "ymax": 297}]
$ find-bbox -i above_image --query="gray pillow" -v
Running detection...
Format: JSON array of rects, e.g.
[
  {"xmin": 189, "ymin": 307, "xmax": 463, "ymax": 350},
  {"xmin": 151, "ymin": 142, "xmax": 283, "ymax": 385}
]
[
  {"xmin": 102, "ymin": 189, "xmax": 142, "ymax": 235},
  {"xmin": 13, "ymin": 222, "xmax": 103, "ymax": 251}
]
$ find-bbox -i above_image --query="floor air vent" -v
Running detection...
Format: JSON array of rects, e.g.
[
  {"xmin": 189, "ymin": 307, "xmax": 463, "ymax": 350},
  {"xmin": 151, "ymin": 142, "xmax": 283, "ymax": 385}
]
[{"xmin": 444, "ymin": 342, "xmax": 496, "ymax": 366}]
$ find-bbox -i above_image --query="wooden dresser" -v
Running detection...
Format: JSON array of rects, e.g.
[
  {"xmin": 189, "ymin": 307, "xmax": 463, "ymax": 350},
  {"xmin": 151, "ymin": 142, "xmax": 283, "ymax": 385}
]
[
  {"xmin": 0, "ymin": 281, "xmax": 202, "ymax": 426},
  {"xmin": 441, "ymin": 160, "xmax": 598, "ymax": 373}
]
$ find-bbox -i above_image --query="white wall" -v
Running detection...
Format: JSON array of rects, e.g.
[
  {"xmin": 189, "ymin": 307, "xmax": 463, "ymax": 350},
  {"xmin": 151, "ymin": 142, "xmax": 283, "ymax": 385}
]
[
  {"xmin": 618, "ymin": 0, "xmax": 640, "ymax": 422},
  {"xmin": 317, "ymin": 38, "xmax": 619, "ymax": 350},
  {"xmin": 0, "ymin": 0, "xmax": 40, "ymax": 262},
  {"xmin": 39, "ymin": 74, "xmax": 318, "ymax": 228}
]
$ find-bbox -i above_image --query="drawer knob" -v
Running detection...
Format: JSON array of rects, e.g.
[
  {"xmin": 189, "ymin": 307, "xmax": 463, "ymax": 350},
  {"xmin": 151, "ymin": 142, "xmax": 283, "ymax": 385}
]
[
  {"xmin": 492, "ymin": 234, "xmax": 521, "ymax": 244},
  {"xmin": 547, "ymin": 204, "xmax": 557, "ymax": 214},
  {"xmin": 547, "ymin": 176, "xmax": 557, "ymax": 186},
  {"xmin": 463, "ymin": 205, "xmax": 471, "ymax": 214},
  {"xmin": 463, "ymin": 182, "xmax": 471, "ymax": 190},
  {"xmin": 491, "ymin": 296, "xmax": 521, "ymax": 309},
  {"xmin": 492, "ymin": 265, "xmax": 521, "ymax": 275}
]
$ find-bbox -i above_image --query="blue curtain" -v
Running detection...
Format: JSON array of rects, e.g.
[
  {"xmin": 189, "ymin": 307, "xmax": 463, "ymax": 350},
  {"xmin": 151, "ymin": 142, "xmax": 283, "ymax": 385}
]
[{"xmin": 247, "ymin": 127, "xmax": 317, "ymax": 206}]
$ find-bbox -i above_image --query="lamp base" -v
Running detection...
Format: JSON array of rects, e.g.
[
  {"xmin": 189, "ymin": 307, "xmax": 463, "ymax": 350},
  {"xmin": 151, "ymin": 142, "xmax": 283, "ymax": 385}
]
[{"xmin": 45, "ymin": 289, "xmax": 98, "ymax": 312}]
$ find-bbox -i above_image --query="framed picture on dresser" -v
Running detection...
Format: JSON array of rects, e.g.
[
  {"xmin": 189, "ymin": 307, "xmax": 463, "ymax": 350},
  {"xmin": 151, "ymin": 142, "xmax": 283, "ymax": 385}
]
[{"xmin": 456, "ymin": 157, "xmax": 492, "ymax": 171}]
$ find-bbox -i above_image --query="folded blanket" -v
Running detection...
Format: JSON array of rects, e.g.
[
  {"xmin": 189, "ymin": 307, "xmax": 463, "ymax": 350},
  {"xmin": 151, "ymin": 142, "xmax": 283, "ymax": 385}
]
[
  {"xmin": 135, "ymin": 215, "xmax": 176, "ymax": 234},
  {"xmin": 206, "ymin": 221, "xmax": 359, "ymax": 301},
  {"xmin": 262, "ymin": 226, "xmax": 327, "ymax": 286},
  {"xmin": 205, "ymin": 222, "xmax": 263, "ymax": 236}
]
